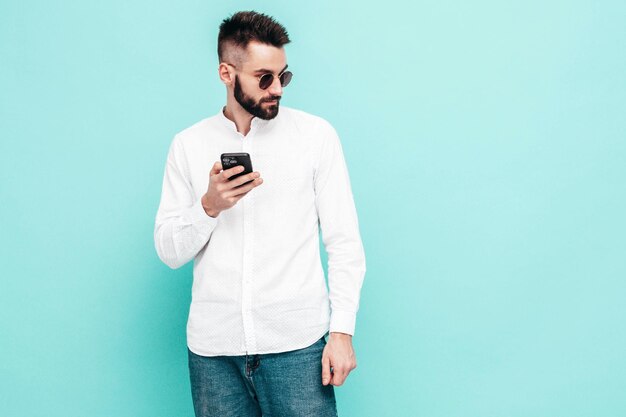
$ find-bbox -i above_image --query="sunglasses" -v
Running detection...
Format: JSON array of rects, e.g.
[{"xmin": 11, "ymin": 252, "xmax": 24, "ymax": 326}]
[
  {"xmin": 258, "ymin": 70, "xmax": 293, "ymax": 90},
  {"xmin": 226, "ymin": 63, "xmax": 293, "ymax": 90}
]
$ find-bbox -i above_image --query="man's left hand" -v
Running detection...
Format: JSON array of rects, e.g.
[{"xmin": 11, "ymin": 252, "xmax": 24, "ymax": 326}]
[{"xmin": 321, "ymin": 332, "xmax": 357, "ymax": 386}]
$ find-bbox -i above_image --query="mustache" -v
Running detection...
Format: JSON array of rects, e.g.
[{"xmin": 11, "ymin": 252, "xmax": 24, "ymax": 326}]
[{"xmin": 261, "ymin": 96, "xmax": 281, "ymax": 103}]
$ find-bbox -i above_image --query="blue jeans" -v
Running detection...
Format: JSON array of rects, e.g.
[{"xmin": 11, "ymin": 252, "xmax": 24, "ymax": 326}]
[{"xmin": 188, "ymin": 336, "xmax": 338, "ymax": 417}]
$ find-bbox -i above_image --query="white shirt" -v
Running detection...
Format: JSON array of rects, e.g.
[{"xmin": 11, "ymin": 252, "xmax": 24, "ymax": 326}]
[{"xmin": 154, "ymin": 106, "xmax": 366, "ymax": 356}]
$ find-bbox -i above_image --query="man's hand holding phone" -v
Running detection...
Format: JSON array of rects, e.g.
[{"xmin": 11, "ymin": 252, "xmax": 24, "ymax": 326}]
[{"xmin": 201, "ymin": 162, "xmax": 263, "ymax": 218}]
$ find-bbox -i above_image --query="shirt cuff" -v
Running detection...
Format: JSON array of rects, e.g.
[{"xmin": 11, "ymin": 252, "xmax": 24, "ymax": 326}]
[
  {"xmin": 186, "ymin": 198, "xmax": 218, "ymax": 226},
  {"xmin": 329, "ymin": 310, "xmax": 357, "ymax": 336}
]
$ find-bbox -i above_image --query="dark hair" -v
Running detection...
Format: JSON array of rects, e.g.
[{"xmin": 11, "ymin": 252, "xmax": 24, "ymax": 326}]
[{"xmin": 218, "ymin": 11, "xmax": 290, "ymax": 62}]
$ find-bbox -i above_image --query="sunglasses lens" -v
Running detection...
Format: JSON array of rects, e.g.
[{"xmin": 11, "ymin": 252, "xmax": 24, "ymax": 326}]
[
  {"xmin": 280, "ymin": 71, "xmax": 293, "ymax": 87},
  {"xmin": 259, "ymin": 74, "xmax": 274, "ymax": 90}
]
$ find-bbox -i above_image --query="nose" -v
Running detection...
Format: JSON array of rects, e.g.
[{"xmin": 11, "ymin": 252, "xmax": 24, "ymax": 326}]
[{"xmin": 267, "ymin": 76, "xmax": 283, "ymax": 96}]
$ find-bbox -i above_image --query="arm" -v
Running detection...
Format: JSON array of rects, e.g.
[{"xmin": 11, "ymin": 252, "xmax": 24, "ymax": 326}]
[
  {"xmin": 314, "ymin": 121, "xmax": 366, "ymax": 336},
  {"xmin": 154, "ymin": 136, "xmax": 217, "ymax": 269},
  {"xmin": 314, "ymin": 121, "xmax": 366, "ymax": 386}
]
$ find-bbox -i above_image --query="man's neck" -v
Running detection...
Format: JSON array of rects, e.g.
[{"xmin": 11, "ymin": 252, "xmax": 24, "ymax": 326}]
[{"xmin": 223, "ymin": 100, "xmax": 254, "ymax": 136}]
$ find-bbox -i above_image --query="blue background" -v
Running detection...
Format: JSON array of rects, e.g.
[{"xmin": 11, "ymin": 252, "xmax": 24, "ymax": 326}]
[{"xmin": 1, "ymin": 1, "xmax": 625, "ymax": 416}]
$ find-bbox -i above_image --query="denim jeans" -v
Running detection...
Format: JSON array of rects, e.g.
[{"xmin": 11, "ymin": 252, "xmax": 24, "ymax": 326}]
[{"xmin": 188, "ymin": 336, "xmax": 338, "ymax": 417}]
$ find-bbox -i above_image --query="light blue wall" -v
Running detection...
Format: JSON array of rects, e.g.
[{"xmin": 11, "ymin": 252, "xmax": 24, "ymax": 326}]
[{"xmin": 1, "ymin": 1, "xmax": 625, "ymax": 416}]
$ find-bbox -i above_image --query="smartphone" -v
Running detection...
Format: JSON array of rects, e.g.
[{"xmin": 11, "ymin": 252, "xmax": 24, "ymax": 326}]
[{"xmin": 220, "ymin": 152, "xmax": 254, "ymax": 184}]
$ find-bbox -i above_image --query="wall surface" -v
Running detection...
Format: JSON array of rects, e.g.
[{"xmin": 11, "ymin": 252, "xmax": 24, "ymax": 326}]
[{"xmin": 1, "ymin": 1, "xmax": 625, "ymax": 416}]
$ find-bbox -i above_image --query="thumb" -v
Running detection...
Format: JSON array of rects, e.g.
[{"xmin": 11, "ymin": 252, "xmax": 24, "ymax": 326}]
[
  {"xmin": 322, "ymin": 354, "xmax": 332, "ymax": 385},
  {"xmin": 210, "ymin": 161, "xmax": 222, "ymax": 176}
]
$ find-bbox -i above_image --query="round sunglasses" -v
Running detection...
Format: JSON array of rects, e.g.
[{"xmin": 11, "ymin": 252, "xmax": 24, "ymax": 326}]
[
  {"xmin": 226, "ymin": 63, "xmax": 293, "ymax": 90},
  {"xmin": 258, "ymin": 70, "xmax": 293, "ymax": 90}
]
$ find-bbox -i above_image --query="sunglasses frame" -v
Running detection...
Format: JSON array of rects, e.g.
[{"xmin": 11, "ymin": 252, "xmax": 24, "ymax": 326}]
[{"xmin": 225, "ymin": 63, "xmax": 293, "ymax": 90}]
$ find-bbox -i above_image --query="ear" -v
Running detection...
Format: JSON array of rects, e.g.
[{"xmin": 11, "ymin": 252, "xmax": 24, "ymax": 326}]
[{"xmin": 218, "ymin": 63, "xmax": 234, "ymax": 86}]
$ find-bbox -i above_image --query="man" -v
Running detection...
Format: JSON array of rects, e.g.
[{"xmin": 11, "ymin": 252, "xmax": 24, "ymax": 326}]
[{"xmin": 154, "ymin": 11, "xmax": 366, "ymax": 417}]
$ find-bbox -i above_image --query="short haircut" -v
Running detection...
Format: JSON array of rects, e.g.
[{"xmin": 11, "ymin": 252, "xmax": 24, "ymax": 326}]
[{"xmin": 218, "ymin": 11, "xmax": 291, "ymax": 63}]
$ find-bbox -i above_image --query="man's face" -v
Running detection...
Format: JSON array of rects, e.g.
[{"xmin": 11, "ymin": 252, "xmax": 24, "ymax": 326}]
[{"xmin": 231, "ymin": 42, "xmax": 288, "ymax": 120}]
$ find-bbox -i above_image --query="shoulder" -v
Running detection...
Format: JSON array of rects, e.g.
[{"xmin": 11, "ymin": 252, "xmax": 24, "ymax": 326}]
[
  {"xmin": 279, "ymin": 107, "xmax": 340, "ymax": 156},
  {"xmin": 279, "ymin": 106, "xmax": 337, "ymax": 135},
  {"xmin": 278, "ymin": 108, "xmax": 343, "ymax": 167},
  {"xmin": 172, "ymin": 114, "xmax": 221, "ymax": 147}
]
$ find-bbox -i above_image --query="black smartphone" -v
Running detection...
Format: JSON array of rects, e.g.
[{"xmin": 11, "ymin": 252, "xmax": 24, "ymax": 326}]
[{"xmin": 220, "ymin": 152, "xmax": 254, "ymax": 184}]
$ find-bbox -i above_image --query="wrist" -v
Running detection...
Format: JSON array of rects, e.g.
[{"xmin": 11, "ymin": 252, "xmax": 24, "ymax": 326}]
[
  {"xmin": 201, "ymin": 195, "xmax": 220, "ymax": 218},
  {"xmin": 330, "ymin": 332, "xmax": 352, "ymax": 338}
]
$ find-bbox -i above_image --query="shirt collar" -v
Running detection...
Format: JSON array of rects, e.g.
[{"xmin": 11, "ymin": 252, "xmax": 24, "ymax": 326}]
[{"xmin": 218, "ymin": 106, "xmax": 276, "ymax": 134}]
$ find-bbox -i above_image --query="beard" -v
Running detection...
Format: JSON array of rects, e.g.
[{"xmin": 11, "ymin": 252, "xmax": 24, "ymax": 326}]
[{"xmin": 234, "ymin": 75, "xmax": 281, "ymax": 120}]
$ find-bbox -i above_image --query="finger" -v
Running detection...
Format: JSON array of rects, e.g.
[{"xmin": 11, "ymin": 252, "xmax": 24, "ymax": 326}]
[
  {"xmin": 229, "ymin": 171, "xmax": 260, "ymax": 189},
  {"xmin": 221, "ymin": 165, "xmax": 246, "ymax": 181},
  {"xmin": 227, "ymin": 178, "xmax": 262, "ymax": 197},
  {"xmin": 210, "ymin": 161, "xmax": 222, "ymax": 176},
  {"xmin": 227, "ymin": 174, "xmax": 262, "ymax": 193},
  {"xmin": 227, "ymin": 189, "xmax": 251, "ymax": 203},
  {"xmin": 321, "ymin": 355, "xmax": 332, "ymax": 386},
  {"xmin": 225, "ymin": 178, "xmax": 263, "ymax": 197},
  {"xmin": 332, "ymin": 370, "xmax": 347, "ymax": 386}
]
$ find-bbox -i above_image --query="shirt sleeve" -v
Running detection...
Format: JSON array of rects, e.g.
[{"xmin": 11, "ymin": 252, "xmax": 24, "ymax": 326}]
[
  {"xmin": 154, "ymin": 135, "xmax": 217, "ymax": 269},
  {"xmin": 314, "ymin": 120, "xmax": 366, "ymax": 336}
]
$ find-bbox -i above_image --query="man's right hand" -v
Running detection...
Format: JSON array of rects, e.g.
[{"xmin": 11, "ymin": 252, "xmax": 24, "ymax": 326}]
[{"xmin": 201, "ymin": 161, "xmax": 263, "ymax": 218}]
